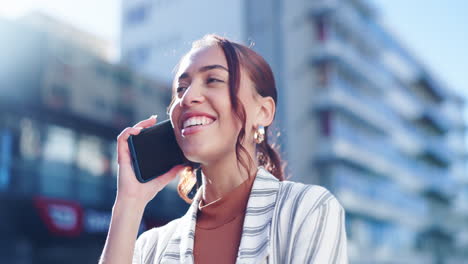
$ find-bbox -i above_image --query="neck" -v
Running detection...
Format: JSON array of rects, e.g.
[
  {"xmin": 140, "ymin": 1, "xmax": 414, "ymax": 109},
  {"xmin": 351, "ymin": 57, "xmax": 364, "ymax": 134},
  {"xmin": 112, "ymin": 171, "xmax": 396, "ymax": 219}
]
[{"xmin": 200, "ymin": 150, "xmax": 258, "ymax": 204}]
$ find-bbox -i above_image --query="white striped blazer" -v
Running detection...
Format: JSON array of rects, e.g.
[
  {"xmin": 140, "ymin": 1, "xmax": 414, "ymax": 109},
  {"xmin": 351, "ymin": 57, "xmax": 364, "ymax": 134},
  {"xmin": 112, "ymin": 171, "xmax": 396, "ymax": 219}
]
[{"xmin": 133, "ymin": 166, "xmax": 348, "ymax": 264}]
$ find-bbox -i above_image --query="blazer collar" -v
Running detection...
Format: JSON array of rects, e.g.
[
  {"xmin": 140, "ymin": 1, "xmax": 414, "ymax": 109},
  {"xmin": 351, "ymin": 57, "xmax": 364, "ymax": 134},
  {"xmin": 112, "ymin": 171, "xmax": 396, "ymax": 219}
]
[
  {"xmin": 178, "ymin": 166, "xmax": 280, "ymax": 264},
  {"xmin": 236, "ymin": 166, "xmax": 280, "ymax": 263},
  {"xmin": 178, "ymin": 184, "xmax": 201, "ymax": 264}
]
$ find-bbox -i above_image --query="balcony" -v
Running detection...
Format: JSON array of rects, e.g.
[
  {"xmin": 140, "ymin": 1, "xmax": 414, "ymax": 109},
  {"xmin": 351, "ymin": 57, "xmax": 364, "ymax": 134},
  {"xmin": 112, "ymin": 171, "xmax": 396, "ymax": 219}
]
[
  {"xmin": 392, "ymin": 121, "xmax": 425, "ymax": 155},
  {"xmin": 307, "ymin": 0, "xmax": 339, "ymax": 16},
  {"xmin": 417, "ymin": 161, "xmax": 454, "ymax": 200},
  {"xmin": 396, "ymin": 126, "xmax": 452, "ymax": 188},
  {"xmin": 313, "ymin": 135, "xmax": 391, "ymax": 180},
  {"xmin": 397, "ymin": 120, "xmax": 452, "ymax": 165},
  {"xmin": 443, "ymin": 97, "xmax": 466, "ymax": 130},
  {"xmin": 418, "ymin": 106, "xmax": 450, "ymax": 135},
  {"xmin": 313, "ymin": 118, "xmax": 428, "ymax": 191},
  {"xmin": 426, "ymin": 205, "xmax": 458, "ymax": 235},
  {"xmin": 423, "ymin": 138, "xmax": 452, "ymax": 167},
  {"xmin": 386, "ymin": 83, "xmax": 425, "ymax": 120},
  {"xmin": 310, "ymin": 36, "xmax": 389, "ymax": 93},
  {"xmin": 348, "ymin": 243, "xmax": 432, "ymax": 264},
  {"xmin": 312, "ymin": 77, "xmax": 399, "ymax": 134},
  {"xmin": 312, "ymin": 95, "xmax": 453, "ymax": 195},
  {"xmin": 331, "ymin": 165, "xmax": 428, "ymax": 230},
  {"xmin": 408, "ymin": 86, "xmax": 452, "ymax": 134}
]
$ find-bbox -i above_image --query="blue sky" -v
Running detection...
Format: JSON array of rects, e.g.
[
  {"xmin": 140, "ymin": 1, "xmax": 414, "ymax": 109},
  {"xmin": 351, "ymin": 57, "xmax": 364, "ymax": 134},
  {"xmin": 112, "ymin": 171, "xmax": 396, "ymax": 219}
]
[
  {"xmin": 373, "ymin": 0, "xmax": 468, "ymax": 99},
  {"xmin": 1, "ymin": 0, "xmax": 467, "ymax": 100}
]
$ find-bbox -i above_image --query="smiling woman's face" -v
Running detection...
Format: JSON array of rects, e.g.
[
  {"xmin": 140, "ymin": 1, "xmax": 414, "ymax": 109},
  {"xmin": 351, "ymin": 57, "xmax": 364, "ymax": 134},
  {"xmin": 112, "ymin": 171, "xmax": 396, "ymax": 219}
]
[{"xmin": 169, "ymin": 45, "xmax": 259, "ymax": 165}]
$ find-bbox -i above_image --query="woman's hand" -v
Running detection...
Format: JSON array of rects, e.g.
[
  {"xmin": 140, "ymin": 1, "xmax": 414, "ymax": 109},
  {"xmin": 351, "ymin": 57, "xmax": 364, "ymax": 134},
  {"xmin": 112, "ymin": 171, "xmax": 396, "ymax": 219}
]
[
  {"xmin": 100, "ymin": 115, "xmax": 187, "ymax": 264},
  {"xmin": 115, "ymin": 115, "xmax": 186, "ymax": 206}
]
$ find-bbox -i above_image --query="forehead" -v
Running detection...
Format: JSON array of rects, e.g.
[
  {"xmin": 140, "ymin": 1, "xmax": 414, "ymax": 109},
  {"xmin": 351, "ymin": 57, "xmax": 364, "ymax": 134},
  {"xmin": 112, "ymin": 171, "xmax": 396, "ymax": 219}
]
[{"xmin": 176, "ymin": 45, "xmax": 228, "ymax": 76}]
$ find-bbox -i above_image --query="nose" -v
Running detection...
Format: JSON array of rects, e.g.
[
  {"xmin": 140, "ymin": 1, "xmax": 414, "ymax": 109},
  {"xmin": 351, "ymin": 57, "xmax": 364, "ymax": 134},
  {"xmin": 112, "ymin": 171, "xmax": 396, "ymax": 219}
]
[{"xmin": 180, "ymin": 82, "xmax": 205, "ymax": 107}]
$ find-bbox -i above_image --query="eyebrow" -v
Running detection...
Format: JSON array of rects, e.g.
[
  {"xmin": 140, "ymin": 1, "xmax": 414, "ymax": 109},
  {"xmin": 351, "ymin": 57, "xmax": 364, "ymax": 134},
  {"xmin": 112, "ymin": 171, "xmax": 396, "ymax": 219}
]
[{"xmin": 177, "ymin": 64, "xmax": 228, "ymax": 81}]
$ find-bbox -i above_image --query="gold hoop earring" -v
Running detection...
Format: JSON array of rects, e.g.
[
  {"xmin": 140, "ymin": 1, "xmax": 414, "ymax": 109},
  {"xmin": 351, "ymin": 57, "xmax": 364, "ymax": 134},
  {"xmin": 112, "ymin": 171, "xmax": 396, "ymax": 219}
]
[{"xmin": 254, "ymin": 125, "xmax": 265, "ymax": 144}]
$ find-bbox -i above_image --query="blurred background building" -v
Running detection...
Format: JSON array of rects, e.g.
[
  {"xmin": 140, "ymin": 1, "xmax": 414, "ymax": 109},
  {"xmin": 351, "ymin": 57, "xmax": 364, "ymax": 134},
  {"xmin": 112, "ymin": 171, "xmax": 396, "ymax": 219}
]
[
  {"xmin": 0, "ymin": 0, "xmax": 467, "ymax": 263},
  {"xmin": 0, "ymin": 15, "xmax": 188, "ymax": 263}
]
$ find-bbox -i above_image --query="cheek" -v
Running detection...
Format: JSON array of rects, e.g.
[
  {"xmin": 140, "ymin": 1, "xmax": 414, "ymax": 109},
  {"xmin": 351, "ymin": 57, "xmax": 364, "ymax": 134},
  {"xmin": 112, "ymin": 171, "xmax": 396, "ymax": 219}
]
[
  {"xmin": 218, "ymin": 99, "xmax": 238, "ymax": 127},
  {"xmin": 221, "ymin": 107, "xmax": 243, "ymax": 138},
  {"xmin": 169, "ymin": 100, "xmax": 181, "ymax": 128}
]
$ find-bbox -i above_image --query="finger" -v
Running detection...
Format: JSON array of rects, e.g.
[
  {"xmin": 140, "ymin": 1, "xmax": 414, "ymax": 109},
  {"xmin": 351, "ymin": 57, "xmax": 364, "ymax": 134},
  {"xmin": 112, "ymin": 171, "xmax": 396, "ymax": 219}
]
[
  {"xmin": 152, "ymin": 165, "xmax": 186, "ymax": 189},
  {"xmin": 116, "ymin": 127, "xmax": 144, "ymax": 163},
  {"xmin": 132, "ymin": 115, "xmax": 158, "ymax": 129},
  {"xmin": 117, "ymin": 127, "xmax": 143, "ymax": 143}
]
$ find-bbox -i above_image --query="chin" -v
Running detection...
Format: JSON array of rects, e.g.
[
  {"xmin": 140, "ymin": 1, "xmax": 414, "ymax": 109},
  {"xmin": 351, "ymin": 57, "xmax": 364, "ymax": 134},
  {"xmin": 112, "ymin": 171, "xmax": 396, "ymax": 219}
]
[
  {"xmin": 180, "ymin": 144, "xmax": 211, "ymax": 164},
  {"xmin": 182, "ymin": 142, "xmax": 232, "ymax": 165}
]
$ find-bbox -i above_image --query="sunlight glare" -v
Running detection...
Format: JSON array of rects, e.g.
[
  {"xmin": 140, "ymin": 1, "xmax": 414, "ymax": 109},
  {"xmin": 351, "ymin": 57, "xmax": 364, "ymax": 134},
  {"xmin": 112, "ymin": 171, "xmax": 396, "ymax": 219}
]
[{"xmin": 0, "ymin": 0, "xmax": 36, "ymax": 19}]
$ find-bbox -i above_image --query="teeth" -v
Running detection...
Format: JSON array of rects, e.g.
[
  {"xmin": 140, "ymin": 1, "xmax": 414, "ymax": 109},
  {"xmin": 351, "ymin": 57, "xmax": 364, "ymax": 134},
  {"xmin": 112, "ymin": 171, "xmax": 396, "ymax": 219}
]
[{"xmin": 183, "ymin": 116, "xmax": 215, "ymax": 129}]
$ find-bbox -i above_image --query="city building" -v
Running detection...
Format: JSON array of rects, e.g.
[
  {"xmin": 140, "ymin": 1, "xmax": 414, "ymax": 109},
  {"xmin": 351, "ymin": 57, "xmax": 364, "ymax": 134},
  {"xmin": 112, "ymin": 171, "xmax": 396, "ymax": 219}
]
[
  {"xmin": 0, "ymin": 16, "xmax": 187, "ymax": 263},
  {"xmin": 447, "ymin": 95, "xmax": 468, "ymax": 261},
  {"xmin": 121, "ymin": 0, "xmax": 467, "ymax": 263},
  {"xmin": 20, "ymin": 12, "xmax": 118, "ymax": 62}
]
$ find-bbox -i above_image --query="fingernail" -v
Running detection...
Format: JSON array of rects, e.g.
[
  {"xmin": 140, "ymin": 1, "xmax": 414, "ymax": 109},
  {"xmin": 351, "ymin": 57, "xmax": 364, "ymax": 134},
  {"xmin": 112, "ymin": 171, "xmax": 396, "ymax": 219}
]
[{"xmin": 150, "ymin": 114, "xmax": 158, "ymax": 120}]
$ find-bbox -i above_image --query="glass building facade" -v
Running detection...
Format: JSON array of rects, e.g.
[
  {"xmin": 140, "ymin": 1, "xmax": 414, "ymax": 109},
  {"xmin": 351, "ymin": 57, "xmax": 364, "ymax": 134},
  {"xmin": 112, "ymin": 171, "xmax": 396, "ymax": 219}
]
[{"xmin": 307, "ymin": 1, "xmax": 467, "ymax": 263}]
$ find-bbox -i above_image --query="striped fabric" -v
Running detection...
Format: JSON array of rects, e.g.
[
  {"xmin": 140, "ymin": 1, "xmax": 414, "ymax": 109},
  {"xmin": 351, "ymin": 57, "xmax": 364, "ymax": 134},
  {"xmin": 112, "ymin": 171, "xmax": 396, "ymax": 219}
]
[{"xmin": 133, "ymin": 166, "xmax": 348, "ymax": 264}]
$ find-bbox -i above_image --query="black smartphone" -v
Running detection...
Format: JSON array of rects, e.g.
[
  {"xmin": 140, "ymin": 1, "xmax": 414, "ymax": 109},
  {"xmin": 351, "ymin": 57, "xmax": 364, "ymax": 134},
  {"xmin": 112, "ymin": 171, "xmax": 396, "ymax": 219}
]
[{"xmin": 127, "ymin": 119, "xmax": 187, "ymax": 183}]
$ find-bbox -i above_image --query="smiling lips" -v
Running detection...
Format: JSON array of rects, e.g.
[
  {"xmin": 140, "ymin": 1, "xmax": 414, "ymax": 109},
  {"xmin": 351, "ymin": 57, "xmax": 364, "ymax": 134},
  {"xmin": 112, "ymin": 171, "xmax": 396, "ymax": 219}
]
[
  {"xmin": 181, "ymin": 119, "xmax": 215, "ymax": 136},
  {"xmin": 183, "ymin": 116, "xmax": 215, "ymax": 129},
  {"xmin": 179, "ymin": 112, "xmax": 217, "ymax": 136}
]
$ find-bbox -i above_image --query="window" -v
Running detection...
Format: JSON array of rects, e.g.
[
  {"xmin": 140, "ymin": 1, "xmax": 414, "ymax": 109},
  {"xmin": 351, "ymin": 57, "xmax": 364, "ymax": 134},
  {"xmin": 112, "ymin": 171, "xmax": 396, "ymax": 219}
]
[
  {"xmin": 126, "ymin": 46, "xmax": 150, "ymax": 67},
  {"xmin": 94, "ymin": 97, "xmax": 107, "ymax": 112},
  {"xmin": 0, "ymin": 129, "xmax": 13, "ymax": 190},
  {"xmin": 369, "ymin": 221, "xmax": 386, "ymax": 247},
  {"xmin": 43, "ymin": 125, "xmax": 75, "ymax": 163},
  {"xmin": 318, "ymin": 110, "xmax": 333, "ymax": 137},
  {"xmin": 315, "ymin": 15, "xmax": 328, "ymax": 42},
  {"xmin": 140, "ymin": 82, "xmax": 154, "ymax": 96},
  {"xmin": 315, "ymin": 60, "xmax": 332, "ymax": 86},
  {"xmin": 345, "ymin": 212, "xmax": 354, "ymax": 239},
  {"xmin": 109, "ymin": 141, "xmax": 118, "ymax": 178},
  {"xmin": 76, "ymin": 135, "xmax": 107, "ymax": 177},
  {"xmin": 115, "ymin": 104, "xmax": 134, "ymax": 120},
  {"xmin": 115, "ymin": 69, "xmax": 133, "ymax": 87},
  {"xmin": 19, "ymin": 118, "xmax": 41, "ymax": 160},
  {"xmin": 125, "ymin": 3, "xmax": 151, "ymax": 25},
  {"xmin": 46, "ymin": 83, "xmax": 70, "ymax": 109},
  {"xmin": 40, "ymin": 125, "xmax": 76, "ymax": 198},
  {"xmin": 76, "ymin": 135, "xmax": 114, "ymax": 205}
]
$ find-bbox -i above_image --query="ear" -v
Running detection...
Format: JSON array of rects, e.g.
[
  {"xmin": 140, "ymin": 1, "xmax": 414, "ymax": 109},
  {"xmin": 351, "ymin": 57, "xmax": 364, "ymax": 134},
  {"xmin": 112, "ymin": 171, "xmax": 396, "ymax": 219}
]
[{"xmin": 255, "ymin": 96, "xmax": 275, "ymax": 127}]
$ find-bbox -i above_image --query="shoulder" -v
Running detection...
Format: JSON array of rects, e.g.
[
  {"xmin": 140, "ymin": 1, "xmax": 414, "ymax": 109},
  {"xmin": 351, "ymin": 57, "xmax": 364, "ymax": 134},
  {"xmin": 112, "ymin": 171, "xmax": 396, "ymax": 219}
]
[
  {"xmin": 137, "ymin": 217, "xmax": 181, "ymax": 245},
  {"xmin": 275, "ymin": 180, "xmax": 344, "ymax": 222},
  {"xmin": 134, "ymin": 218, "xmax": 181, "ymax": 262},
  {"xmin": 255, "ymin": 167, "xmax": 345, "ymax": 218},
  {"xmin": 271, "ymin": 181, "xmax": 348, "ymax": 263}
]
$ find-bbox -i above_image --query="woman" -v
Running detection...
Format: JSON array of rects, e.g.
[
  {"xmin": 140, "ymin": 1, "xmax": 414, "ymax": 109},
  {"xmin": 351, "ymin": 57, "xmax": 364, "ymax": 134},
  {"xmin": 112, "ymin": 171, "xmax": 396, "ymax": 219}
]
[{"xmin": 100, "ymin": 35, "xmax": 348, "ymax": 264}]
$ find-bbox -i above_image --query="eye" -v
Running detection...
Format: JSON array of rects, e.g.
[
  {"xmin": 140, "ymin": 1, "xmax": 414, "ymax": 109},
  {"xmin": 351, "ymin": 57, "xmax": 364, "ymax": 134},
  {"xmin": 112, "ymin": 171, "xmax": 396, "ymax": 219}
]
[
  {"xmin": 207, "ymin": 77, "xmax": 223, "ymax": 84},
  {"xmin": 176, "ymin": 86, "xmax": 187, "ymax": 93}
]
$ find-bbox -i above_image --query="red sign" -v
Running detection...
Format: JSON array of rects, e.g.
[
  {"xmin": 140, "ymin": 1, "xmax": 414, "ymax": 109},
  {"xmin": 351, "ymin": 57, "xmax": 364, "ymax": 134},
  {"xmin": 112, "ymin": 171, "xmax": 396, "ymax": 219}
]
[{"xmin": 33, "ymin": 196, "xmax": 83, "ymax": 237}]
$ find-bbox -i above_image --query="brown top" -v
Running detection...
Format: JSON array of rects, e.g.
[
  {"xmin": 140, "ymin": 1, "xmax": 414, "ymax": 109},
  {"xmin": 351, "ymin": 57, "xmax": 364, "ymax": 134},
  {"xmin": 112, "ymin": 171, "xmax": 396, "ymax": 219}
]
[{"xmin": 193, "ymin": 174, "xmax": 256, "ymax": 264}]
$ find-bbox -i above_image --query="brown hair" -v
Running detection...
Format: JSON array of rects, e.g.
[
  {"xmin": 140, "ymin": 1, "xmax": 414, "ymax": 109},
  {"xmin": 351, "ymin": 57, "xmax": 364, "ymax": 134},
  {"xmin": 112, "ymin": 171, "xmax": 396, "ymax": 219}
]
[{"xmin": 166, "ymin": 34, "xmax": 286, "ymax": 203}]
